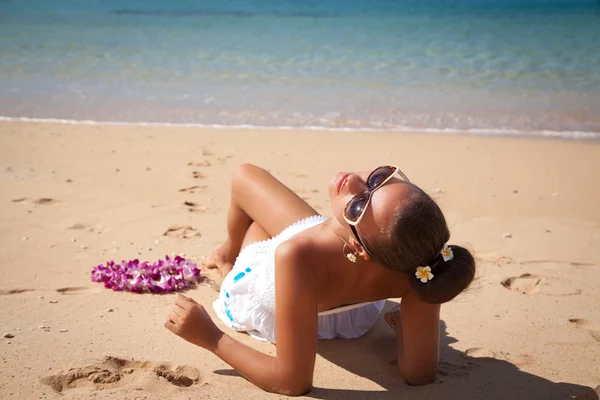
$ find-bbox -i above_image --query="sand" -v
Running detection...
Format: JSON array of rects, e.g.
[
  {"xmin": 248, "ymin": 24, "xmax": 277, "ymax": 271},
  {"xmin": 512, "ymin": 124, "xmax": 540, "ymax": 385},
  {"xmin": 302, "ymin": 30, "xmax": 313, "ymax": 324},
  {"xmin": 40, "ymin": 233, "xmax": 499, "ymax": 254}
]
[{"xmin": 1, "ymin": 120, "xmax": 599, "ymax": 399}]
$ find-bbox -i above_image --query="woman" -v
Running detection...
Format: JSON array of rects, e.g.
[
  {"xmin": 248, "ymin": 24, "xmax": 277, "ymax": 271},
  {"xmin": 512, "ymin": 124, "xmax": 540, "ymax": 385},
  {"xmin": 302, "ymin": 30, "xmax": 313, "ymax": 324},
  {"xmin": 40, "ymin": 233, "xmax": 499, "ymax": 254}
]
[{"xmin": 164, "ymin": 163, "xmax": 475, "ymax": 395}]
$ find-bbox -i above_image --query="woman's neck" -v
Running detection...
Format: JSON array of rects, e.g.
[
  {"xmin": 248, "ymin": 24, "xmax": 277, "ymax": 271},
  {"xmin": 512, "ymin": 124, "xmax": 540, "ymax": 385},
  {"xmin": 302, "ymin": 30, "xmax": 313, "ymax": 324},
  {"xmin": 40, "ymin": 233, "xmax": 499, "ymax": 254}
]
[{"xmin": 306, "ymin": 219, "xmax": 405, "ymax": 308}]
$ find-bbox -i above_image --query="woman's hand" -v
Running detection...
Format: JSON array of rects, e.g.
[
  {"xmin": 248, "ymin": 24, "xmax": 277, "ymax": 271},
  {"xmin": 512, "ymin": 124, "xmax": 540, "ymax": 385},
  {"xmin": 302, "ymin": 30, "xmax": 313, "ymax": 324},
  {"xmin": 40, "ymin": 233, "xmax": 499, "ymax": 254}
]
[{"xmin": 164, "ymin": 294, "xmax": 223, "ymax": 351}]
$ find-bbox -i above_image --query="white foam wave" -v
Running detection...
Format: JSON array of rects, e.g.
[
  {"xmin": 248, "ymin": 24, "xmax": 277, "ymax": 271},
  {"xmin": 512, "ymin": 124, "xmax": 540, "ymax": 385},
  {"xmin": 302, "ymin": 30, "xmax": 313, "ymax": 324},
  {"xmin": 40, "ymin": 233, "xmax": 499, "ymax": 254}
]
[{"xmin": 1, "ymin": 115, "xmax": 599, "ymax": 140}]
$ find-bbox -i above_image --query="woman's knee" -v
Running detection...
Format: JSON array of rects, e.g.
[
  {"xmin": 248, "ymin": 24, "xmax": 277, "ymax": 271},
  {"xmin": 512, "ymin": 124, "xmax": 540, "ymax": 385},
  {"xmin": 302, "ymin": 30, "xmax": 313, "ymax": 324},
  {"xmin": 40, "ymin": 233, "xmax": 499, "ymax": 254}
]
[
  {"xmin": 233, "ymin": 163, "xmax": 259, "ymax": 186},
  {"xmin": 231, "ymin": 163, "xmax": 272, "ymax": 196},
  {"xmin": 234, "ymin": 163, "xmax": 263, "ymax": 179}
]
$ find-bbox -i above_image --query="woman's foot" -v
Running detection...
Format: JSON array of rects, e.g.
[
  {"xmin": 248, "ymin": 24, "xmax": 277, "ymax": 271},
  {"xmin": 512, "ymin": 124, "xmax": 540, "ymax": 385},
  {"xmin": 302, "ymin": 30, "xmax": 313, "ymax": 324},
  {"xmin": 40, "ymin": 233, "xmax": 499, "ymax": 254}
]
[{"xmin": 203, "ymin": 243, "xmax": 236, "ymax": 278}]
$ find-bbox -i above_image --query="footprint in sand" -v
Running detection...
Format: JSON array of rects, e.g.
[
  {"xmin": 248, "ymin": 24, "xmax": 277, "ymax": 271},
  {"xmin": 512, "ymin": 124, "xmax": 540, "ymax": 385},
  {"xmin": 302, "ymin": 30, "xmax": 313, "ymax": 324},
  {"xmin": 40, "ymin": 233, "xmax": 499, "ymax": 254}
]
[
  {"xmin": 41, "ymin": 356, "xmax": 202, "ymax": 393},
  {"xmin": 436, "ymin": 361, "xmax": 471, "ymax": 377},
  {"xmin": 216, "ymin": 155, "xmax": 233, "ymax": 164},
  {"xmin": 0, "ymin": 288, "xmax": 34, "ymax": 295},
  {"xmin": 521, "ymin": 259, "xmax": 596, "ymax": 268},
  {"xmin": 33, "ymin": 198, "xmax": 57, "ymax": 205},
  {"xmin": 187, "ymin": 160, "xmax": 212, "ymax": 167},
  {"xmin": 183, "ymin": 201, "xmax": 208, "ymax": 214},
  {"xmin": 163, "ymin": 225, "xmax": 201, "ymax": 239},
  {"xmin": 464, "ymin": 347, "xmax": 534, "ymax": 368},
  {"xmin": 501, "ymin": 260, "xmax": 593, "ymax": 296},
  {"xmin": 474, "ymin": 253, "xmax": 515, "ymax": 267},
  {"xmin": 68, "ymin": 223, "xmax": 89, "ymax": 230},
  {"xmin": 11, "ymin": 197, "xmax": 28, "ymax": 203},
  {"xmin": 56, "ymin": 287, "xmax": 90, "ymax": 295},
  {"xmin": 491, "ymin": 256, "xmax": 516, "ymax": 266},
  {"xmin": 569, "ymin": 319, "xmax": 600, "ymax": 343},
  {"xmin": 569, "ymin": 262, "xmax": 597, "ymax": 267},
  {"xmin": 192, "ymin": 171, "xmax": 206, "ymax": 179},
  {"xmin": 398, "ymin": 357, "xmax": 471, "ymax": 379},
  {"xmin": 501, "ymin": 273, "xmax": 542, "ymax": 295},
  {"xmin": 67, "ymin": 223, "xmax": 102, "ymax": 233},
  {"xmin": 179, "ymin": 185, "xmax": 206, "ymax": 194}
]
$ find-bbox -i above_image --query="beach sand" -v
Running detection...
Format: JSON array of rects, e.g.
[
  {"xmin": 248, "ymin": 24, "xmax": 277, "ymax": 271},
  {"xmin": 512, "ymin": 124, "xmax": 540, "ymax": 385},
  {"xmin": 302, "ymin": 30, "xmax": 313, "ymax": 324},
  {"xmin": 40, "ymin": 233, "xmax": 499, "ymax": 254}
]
[{"xmin": 1, "ymin": 120, "xmax": 599, "ymax": 399}]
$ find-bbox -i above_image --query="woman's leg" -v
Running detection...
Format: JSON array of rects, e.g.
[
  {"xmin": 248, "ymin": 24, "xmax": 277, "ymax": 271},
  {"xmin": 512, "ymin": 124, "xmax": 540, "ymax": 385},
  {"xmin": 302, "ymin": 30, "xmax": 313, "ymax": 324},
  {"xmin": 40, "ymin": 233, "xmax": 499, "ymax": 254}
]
[
  {"xmin": 206, "ymin": 221, "xmax": 271, "ymax": 278},
  {"xmin": 204, "ymin": 163, "xmax": 318, "ymax": 277}
]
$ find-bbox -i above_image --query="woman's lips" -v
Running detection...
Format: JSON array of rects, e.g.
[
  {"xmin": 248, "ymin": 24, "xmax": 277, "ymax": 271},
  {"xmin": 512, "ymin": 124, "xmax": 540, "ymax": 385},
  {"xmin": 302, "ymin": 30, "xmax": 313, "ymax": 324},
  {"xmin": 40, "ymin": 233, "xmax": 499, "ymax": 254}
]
[{"xmin": 336, "ymin": 173, "xmax": 350, "ymax": 194}]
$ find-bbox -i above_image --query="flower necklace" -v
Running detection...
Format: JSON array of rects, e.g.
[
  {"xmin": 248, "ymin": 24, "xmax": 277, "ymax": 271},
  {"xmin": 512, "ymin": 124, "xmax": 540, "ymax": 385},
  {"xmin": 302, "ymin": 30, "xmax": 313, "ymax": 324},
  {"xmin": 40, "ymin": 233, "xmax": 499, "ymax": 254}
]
[{"xmin": 91, "ymin": 255, "xmax": 201, "ymax": 293}]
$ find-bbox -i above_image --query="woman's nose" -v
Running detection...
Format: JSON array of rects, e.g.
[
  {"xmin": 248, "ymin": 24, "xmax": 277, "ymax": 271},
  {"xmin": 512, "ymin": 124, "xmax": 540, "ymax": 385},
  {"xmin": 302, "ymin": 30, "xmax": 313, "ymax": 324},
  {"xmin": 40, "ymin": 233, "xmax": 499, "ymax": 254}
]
[{"xmin": 346, "ymin": 173, "xmax": 368, "ymax": 195}]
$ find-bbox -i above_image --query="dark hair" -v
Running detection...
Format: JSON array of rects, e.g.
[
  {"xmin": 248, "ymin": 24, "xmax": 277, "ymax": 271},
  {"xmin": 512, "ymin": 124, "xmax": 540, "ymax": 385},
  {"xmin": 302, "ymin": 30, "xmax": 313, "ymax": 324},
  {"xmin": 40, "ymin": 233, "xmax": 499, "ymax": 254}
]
[{"xmin": 364, "ymin": 186, "xmax": 475, "ymax": 304}]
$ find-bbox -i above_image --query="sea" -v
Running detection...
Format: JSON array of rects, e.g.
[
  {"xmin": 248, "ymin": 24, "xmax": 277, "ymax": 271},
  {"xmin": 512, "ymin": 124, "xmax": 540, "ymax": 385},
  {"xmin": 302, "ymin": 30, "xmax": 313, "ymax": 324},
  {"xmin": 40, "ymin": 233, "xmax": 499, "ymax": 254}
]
[{"xmin": 1, "ymin": 0, "xmax": 599, "ymax": 139}]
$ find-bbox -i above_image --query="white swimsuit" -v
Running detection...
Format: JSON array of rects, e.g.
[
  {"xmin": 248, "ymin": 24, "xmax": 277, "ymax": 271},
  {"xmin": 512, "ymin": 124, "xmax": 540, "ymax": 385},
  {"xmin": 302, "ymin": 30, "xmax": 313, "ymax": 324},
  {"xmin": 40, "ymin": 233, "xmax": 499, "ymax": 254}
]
[{"xmin": 212, "ymin": 215, "xmax": 385, "ymax": 343}]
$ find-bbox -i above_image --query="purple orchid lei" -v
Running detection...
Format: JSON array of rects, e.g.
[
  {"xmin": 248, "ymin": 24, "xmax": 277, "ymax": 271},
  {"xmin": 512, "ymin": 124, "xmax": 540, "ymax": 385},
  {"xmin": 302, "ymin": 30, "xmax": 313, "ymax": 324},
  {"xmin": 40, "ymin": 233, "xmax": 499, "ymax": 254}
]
[{"xmin": 91, "ymin": 255, "xmax": 201, "ymax": 293}]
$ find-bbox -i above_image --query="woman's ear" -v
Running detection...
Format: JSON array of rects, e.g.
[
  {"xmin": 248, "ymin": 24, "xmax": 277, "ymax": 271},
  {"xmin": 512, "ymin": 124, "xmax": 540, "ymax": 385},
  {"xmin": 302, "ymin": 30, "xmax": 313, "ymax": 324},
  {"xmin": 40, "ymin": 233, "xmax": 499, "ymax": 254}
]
[{"xmin": 349, "ymin": 237, "xmax": 371, "ymax": 261}]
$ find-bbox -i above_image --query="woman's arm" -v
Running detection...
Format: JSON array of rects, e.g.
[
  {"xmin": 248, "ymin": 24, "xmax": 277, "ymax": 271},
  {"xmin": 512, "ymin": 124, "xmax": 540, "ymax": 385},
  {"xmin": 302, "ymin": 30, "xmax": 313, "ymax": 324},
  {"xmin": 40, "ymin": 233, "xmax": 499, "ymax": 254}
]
[
  {"xmin": 394, "ymin": 291, "xmax": 441, "ymax": 385},
  {"xmin": 165, "ymin": 241, "xmax": 319, "ymax": 396},
  {"xmin": 216, "ymin": 242, "xmax": 318, "ymax": 395}
]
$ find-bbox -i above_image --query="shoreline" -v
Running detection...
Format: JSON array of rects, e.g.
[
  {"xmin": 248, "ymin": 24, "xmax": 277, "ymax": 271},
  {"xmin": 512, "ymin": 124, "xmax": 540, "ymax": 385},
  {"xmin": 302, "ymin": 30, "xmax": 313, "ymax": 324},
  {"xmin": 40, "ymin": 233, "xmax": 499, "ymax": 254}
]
[{"xmin": 2, "ymin": 115, "xmax": 599, "ymax": 141}]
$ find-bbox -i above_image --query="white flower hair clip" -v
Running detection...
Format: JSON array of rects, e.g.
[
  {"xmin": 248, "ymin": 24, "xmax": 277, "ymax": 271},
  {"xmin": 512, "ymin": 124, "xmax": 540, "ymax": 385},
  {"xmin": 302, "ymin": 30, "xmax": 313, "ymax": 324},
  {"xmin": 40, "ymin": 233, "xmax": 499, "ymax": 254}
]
[
  {"xmin": 415, "ymin": 266, "xmax": 434, "ymax": 283},
  {"xmin": 441, "ymin": 243, "xmax": 454, "ymax": 262},
  {"xmin": 415, "ymin": 244, "xmax": 454, "ymax": 283}
]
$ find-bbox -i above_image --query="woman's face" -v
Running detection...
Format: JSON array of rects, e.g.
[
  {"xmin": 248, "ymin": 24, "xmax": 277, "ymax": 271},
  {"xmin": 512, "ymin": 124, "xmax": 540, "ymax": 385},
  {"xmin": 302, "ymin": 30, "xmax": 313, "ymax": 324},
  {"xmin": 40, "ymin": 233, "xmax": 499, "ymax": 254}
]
[{"xmin": 328, "ymin": 167, "xmax": 415, "ymax": 245}]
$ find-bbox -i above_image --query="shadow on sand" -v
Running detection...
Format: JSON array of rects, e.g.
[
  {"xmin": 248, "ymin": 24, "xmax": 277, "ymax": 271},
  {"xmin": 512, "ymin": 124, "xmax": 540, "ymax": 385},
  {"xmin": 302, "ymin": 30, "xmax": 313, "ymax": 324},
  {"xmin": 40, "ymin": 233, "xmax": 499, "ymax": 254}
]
[
  {"xmin": 214, "ymin": 300, "xmax": 598, "ymax": 399},
  {"xmin": 308, "ymin": 300, "xmax": 598, "ymax": 400}
]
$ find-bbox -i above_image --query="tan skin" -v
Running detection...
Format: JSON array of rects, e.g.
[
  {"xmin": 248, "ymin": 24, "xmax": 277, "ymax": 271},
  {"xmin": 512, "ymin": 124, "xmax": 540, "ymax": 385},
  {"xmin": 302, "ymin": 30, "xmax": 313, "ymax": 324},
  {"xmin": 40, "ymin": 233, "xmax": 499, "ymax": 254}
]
[{"xmin": 164, "ymin": 163, "xmax": 441, "ymax": 395}]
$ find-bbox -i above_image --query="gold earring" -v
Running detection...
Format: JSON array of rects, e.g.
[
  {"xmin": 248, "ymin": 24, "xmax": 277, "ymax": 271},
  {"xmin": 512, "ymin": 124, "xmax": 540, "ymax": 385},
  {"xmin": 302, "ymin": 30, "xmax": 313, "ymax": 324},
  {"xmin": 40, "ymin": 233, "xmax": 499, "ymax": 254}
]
[
  {"xmin": 343, "ymin": 244, "xmax": 358, "ymax": 263},
  {"xmin": 325, "ymin": 219, "xmax": 359, "ymax": 263}
]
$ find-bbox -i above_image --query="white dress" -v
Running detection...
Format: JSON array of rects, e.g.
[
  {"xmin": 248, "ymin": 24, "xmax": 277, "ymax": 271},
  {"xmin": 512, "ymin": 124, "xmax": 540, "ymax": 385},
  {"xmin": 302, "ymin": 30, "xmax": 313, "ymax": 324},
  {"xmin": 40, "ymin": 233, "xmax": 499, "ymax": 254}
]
[{"xmin": 212, "ymin": 215, "xmax": 385, "ymax": 343}]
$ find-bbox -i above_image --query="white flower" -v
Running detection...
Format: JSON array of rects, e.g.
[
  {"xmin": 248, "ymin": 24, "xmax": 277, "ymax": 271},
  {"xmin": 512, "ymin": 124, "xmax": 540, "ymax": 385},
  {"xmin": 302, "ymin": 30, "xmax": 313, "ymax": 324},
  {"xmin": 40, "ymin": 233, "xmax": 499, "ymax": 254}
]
[
  {"xmin": 415, "ymin": 266, "xmax": 434, "ymax": 283},
  {"xmin": 441, "ymin": 244, "xmax": 454, "ymax": 262}
]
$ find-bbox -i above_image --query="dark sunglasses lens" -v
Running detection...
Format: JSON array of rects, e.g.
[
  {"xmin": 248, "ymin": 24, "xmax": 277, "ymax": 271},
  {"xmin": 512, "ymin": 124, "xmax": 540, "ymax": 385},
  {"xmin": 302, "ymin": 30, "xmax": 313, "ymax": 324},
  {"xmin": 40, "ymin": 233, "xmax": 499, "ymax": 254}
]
[
  {"xmin": 367, "ymin": 166, "xmax": 395, "ymax": 188},
  {"xmin": 345, "ymin": 193, "xmax": 369, "ymax": 221}
]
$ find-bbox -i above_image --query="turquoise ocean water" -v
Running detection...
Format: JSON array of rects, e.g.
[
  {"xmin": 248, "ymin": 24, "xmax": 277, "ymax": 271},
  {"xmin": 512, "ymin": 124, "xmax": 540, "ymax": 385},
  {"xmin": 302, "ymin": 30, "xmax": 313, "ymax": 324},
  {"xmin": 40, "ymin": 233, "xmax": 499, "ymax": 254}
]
[{"xmin": 1, "ymin": 0, "xmax": 599, "ymax": 138}]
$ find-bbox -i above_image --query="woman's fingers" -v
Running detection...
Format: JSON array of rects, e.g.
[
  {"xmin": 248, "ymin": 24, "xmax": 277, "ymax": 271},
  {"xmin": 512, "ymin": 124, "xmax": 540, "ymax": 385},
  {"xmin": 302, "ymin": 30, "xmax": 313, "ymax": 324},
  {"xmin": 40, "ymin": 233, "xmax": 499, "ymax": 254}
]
[
  {"xmin": 175, "ymin": 294, "xmax": 192, "ymax": 310},
  {"xmin": 170, "ymin": 305, "xmax": 184, "ymax": 318},
  {"xmin": 179, "ymin": 293, "xmax": 198, "ymax": 304},
  {"xmin": 166, "ymin": 295, "xmax": 206, "ymax": 338},
  {"xmin": 168, "ymin": 310, "xmax": 183, "ymax": 324},
  {"xmin": 164, "ymin": 319, "xmax": 178, "ymax": 333}
]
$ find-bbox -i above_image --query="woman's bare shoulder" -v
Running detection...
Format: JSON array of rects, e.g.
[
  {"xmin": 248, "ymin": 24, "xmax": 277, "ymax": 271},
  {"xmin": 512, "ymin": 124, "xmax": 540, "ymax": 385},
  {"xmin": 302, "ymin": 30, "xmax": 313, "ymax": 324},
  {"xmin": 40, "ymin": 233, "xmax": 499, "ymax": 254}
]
[
  {"xmin": 275, "ymin": 236, "xmax": 331, "ymax": 289},
  {"xmin": 276, "ymin": 235, "xmax": 319, "ymax": 258}
]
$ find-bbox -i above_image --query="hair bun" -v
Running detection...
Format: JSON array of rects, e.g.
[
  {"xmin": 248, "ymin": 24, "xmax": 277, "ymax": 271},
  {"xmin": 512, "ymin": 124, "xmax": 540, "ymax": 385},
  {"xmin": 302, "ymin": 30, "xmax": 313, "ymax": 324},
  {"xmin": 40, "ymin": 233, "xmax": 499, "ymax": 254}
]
[{"xmin": 410, "ymin": 245, "xmax": 475, "ymax": 304}]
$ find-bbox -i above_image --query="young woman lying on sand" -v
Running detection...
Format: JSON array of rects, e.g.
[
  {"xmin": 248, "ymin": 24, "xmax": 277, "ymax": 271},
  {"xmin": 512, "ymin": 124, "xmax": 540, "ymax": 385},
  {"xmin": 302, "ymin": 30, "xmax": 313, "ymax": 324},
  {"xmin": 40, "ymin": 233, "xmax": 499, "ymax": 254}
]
[{"xmin": 164, "ymin": 163, "xmax": 475, "ymax": 395}]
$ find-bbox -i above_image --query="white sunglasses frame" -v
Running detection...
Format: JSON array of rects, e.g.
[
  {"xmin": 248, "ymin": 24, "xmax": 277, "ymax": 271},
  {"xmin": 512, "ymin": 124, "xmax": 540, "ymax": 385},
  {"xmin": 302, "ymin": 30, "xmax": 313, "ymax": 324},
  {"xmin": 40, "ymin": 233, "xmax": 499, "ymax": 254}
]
[{"xmin": 342, "ymin": 165, "xmax": 411, "ymax": 227}]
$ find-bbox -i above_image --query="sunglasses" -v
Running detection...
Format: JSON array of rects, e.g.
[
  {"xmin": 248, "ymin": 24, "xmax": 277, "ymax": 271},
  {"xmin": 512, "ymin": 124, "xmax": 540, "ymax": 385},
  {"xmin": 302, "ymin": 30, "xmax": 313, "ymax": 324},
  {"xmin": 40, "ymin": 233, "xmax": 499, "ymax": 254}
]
[{"xmin": 343, "ymin": 165, "xmax": 410, "ymax": 254}]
